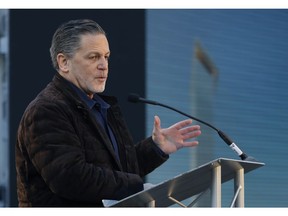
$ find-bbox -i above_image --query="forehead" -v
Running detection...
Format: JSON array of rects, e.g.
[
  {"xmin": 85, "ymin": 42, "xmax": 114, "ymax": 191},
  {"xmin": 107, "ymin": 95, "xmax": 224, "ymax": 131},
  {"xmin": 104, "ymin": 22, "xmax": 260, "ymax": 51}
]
[{"xmin": 78, "ymin": 33, "xmax": 110, "ymax": 52}]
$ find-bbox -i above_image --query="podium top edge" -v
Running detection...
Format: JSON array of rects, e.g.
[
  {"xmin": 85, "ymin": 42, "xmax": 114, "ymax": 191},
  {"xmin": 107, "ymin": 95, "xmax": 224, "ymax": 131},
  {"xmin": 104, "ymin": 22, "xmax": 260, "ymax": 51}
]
[{"xmin": 215, "ymin": 157, "xmax": 265, "ymax": 166}]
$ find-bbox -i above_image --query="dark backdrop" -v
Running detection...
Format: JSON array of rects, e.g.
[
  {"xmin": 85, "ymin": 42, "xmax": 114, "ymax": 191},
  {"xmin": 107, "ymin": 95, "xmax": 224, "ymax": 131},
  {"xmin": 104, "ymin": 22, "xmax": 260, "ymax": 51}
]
[{"xmin": 9, "ymin": 9, "xmax": 146, "ymax": 206}]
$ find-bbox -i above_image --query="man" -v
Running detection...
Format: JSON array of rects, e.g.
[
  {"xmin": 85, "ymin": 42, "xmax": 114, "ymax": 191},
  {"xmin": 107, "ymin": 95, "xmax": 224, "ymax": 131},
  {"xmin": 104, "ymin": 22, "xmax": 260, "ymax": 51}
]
[{"xmin": 15, "ymin": 19, "xmax": 201, "ymax": 207}]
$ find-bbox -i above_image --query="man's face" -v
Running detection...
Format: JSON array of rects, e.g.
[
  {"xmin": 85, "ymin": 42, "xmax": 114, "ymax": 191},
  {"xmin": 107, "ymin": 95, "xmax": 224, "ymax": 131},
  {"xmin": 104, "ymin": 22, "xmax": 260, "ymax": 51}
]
[{"xmin": 66, "ymin": 33, "xmax": 110, "ymax": 98}]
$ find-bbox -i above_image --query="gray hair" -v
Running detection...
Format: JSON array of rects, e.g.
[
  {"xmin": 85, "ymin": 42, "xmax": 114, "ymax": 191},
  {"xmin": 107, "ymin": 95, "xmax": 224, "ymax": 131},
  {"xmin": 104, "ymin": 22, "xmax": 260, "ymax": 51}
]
[{"xmin": 49, "ymin": 19, "xmax": 106, "ymax": 71}]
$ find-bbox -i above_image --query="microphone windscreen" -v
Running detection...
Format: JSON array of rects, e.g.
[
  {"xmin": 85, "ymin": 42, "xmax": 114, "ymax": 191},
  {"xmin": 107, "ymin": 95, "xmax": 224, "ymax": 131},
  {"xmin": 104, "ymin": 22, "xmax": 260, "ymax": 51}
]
[{"xmin": 128, "ymin": 93, "xmax": 140, "ymax": 103}]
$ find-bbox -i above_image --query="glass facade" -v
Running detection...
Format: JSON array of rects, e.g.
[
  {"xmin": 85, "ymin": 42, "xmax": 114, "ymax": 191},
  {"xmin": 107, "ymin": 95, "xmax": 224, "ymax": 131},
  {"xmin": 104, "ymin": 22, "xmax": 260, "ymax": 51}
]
[{"xmin": 146, "ymin": 9, "xmax": 288, "ymax": 207}]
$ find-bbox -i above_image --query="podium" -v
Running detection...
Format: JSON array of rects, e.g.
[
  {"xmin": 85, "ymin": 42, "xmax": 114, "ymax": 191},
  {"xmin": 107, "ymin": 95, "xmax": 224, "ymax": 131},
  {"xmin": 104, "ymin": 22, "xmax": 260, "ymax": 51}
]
[{"xmin": 110, "ymin": 158, "xmax": 264, "ymax": 207}]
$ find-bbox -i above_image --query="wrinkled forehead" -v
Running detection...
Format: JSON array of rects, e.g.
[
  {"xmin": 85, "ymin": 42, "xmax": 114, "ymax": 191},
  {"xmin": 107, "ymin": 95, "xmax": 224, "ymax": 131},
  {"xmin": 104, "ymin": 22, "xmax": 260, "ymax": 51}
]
[{"xmin": 77, "ymin": 33, "xmax": 110, "ymax": 53}]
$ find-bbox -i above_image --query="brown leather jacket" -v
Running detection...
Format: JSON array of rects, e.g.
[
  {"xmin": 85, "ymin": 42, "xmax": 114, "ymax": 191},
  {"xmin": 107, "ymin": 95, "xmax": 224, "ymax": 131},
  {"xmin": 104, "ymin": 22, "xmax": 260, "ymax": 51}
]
[{"xmin": 15, "ymin": 73, "xmax": 168, "ymax": 207}]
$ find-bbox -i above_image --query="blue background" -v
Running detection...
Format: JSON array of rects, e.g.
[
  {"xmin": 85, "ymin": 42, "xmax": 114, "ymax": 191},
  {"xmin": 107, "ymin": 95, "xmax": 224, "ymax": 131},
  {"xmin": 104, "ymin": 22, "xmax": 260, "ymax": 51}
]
[{"xmin": 146, "ymin": 9, "xmax": 288, "ymax": 207}]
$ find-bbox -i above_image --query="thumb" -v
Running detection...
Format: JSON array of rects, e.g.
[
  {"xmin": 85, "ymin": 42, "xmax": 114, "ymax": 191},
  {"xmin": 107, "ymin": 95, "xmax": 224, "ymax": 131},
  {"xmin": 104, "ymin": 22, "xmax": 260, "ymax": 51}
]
[{"xmin": 153, "ymin": 115, "xmax": 161, "ymax": 131}]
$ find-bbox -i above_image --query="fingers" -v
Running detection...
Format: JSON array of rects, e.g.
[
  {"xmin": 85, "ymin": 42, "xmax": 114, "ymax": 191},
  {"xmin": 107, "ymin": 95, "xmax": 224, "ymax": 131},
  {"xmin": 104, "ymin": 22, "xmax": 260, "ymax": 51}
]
[
  {"xmin": 181, "ymin": 140, "xmax": 199, "ymax": 148},
  {"xmin": 178, "ymin": 122, "xmax": 201, "ymax": 147},
  {"xmin": 180, "ymin": 124, "xmax": 201, "ymax": 144},
  {"xmin": 154, "ymin": 116, "xmax": 201, "ymax": 140},
  {"xmin": 180, "ymin": 125, "xmax": 201, "ymax": 135},
  {"xmin": 182, "ymin": 129, "xmax": 202, "ymax": 140},
  {"xmin": 171, "ymin": 119, "xmax": 193, "ymax": 130},
  {"xmin": 159, "ymin": 117, "xmax": 200, "ymax": 134},
  {"xmin": 152, "ymin": 116, "xmax": 201, "ymax": 153}
]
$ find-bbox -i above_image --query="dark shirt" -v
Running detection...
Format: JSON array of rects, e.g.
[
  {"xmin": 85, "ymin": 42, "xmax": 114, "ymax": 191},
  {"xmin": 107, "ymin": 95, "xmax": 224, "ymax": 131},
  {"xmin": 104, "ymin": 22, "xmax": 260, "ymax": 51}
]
[{"xmin": 68, "ymin": 83, "xmax": 120, "ymax": 161}]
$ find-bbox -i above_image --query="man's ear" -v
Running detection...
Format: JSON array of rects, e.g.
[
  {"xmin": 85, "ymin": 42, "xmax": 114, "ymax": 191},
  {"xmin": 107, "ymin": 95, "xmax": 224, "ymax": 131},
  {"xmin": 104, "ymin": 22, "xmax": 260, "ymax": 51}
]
[{"xmin": 57, "ymin": 53, "xmax": 69, "ymax": 73}]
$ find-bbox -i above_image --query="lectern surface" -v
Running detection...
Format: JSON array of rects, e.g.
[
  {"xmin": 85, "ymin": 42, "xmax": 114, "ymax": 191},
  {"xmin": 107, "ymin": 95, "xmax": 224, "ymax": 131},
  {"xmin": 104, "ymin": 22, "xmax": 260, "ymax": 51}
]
[{"xmin": 110, "ymin": 157, "xmax": 264, "ymax": 207}]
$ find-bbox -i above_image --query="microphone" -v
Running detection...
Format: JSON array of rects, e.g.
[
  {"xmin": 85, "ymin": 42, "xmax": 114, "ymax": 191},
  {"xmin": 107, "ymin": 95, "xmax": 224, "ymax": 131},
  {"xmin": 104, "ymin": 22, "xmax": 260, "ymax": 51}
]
[{"xmin": 128, "ymin": 93, "xmax": 257, "ymax": 162}]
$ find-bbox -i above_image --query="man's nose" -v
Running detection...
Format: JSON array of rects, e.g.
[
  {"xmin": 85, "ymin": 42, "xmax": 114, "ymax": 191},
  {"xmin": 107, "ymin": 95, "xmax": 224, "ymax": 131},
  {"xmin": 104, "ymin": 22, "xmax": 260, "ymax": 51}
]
[{"xmin": 98, "ymin": 57, "xmax": 108, "ymax": 70}]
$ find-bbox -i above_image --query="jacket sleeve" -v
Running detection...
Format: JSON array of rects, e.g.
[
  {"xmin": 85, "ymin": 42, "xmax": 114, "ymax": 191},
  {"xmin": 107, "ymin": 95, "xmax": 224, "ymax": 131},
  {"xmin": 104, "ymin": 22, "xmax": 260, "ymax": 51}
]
[
  {"xmin": 19, "ymin": 100, "xmax": 144, "ymax": 203},
  {"xmin": 135, "ymin": 136, "xmax": 169, "ymax": 177}
]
